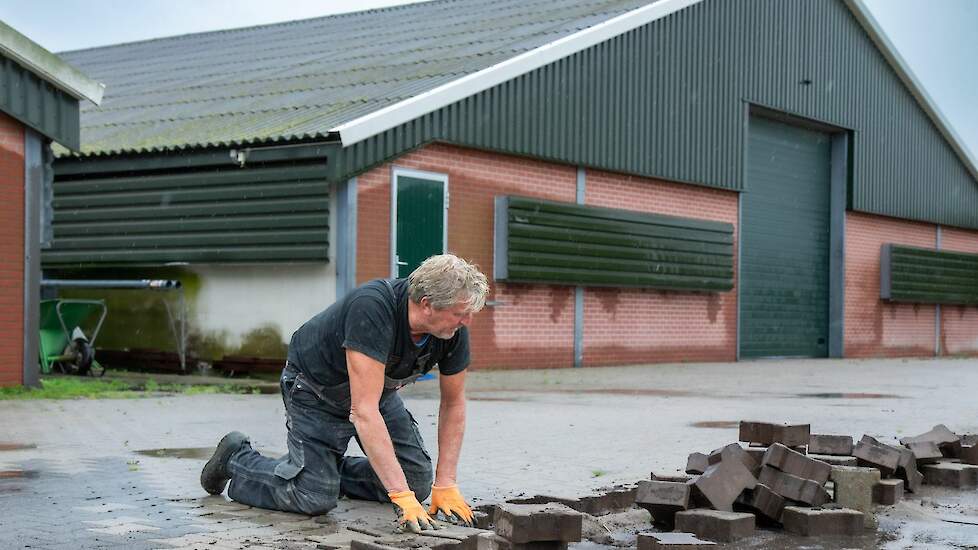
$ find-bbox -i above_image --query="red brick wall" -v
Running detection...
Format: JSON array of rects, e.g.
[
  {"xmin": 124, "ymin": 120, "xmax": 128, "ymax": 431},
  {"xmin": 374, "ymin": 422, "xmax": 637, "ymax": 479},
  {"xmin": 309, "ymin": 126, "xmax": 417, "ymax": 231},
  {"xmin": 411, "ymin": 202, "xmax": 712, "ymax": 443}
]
[
  {"xmin": 939, "ymin": 227, "xmax": 978, "ymax": 356},
  {"xmin": 0, "ymin": 113, "xmax": 25, "ymax": 386},
  {"xmin": 357, "ymin": 144, "xmax": 578, "ymax": 369},
  {"xmin": 844, "ymin": 212, "xmax": 937, "ymax": 357},
  {"xmin": 582, "ymin": 170, "xmax": 739, "ymax": 365}
]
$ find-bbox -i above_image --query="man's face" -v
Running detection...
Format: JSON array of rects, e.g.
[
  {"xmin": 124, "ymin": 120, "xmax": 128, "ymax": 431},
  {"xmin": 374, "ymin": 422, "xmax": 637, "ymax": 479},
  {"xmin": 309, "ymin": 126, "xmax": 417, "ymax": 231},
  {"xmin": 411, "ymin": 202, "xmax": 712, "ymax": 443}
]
[{"xmin": 421, "ymin": 298, "xmax": 475, "ymax": 339}]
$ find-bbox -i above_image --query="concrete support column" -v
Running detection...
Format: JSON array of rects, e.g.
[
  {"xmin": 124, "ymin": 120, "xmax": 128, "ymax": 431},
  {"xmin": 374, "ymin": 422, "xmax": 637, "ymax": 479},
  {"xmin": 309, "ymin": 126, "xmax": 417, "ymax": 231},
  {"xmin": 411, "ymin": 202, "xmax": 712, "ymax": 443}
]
[
  {"xmin": 23, "ymin": 130, "xmax": 42, "ymax": 387},
  {"xmin": 336, "ymin": 176, "xmax": 358, "ymax": 299},
  {"xmin": 573, "ymin": 167, "xmax": 585, "ymax": 368}
]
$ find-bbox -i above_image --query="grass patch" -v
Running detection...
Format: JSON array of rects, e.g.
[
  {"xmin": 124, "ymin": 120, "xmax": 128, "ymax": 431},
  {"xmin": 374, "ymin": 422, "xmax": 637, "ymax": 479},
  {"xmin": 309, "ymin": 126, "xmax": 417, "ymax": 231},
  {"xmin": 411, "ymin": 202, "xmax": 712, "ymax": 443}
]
[{"xmin": 0, "ymin": 376, "xmax": 262, "ymax": 400}]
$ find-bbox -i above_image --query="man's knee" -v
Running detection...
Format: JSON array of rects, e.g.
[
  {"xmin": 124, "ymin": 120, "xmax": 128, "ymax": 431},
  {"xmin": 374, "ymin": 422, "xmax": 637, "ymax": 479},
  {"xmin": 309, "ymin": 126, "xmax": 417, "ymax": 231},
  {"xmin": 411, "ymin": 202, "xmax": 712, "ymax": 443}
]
[{"xmin": 291, "ymin": 485, "xmax": 338, "ymax": 516}]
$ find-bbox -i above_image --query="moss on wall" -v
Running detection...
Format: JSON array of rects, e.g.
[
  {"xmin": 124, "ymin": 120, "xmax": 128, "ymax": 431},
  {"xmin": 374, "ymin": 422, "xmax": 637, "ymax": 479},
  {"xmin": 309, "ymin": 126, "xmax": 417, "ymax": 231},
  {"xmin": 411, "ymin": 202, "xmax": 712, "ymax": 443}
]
[{"xmin": 44, "ymin": 267, "xmax": 287, "ymax": 363}]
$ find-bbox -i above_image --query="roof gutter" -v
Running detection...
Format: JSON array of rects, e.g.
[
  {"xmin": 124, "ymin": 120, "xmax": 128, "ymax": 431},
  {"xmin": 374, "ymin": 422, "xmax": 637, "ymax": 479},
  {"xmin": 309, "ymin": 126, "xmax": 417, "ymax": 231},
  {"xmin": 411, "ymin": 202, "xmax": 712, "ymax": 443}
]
[
  {"xmin": 0, "ymin": 20, "xmax": 104, "ymax": 105},
  {"xmin": 330, "ymin": 0, "xmax": 703, "ymax": 147},
  {"xmin": 844, "ymin": 0, "xmax": 978, "ymax": 183}
]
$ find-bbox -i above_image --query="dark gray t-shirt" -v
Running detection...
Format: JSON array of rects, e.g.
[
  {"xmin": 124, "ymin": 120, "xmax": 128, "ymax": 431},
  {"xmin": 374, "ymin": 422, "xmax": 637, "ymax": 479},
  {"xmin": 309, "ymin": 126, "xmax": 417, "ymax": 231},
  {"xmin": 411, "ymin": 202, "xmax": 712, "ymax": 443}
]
[{"xmin": 287, "ymin": 278, "xmax": 470, "ymax": 387}]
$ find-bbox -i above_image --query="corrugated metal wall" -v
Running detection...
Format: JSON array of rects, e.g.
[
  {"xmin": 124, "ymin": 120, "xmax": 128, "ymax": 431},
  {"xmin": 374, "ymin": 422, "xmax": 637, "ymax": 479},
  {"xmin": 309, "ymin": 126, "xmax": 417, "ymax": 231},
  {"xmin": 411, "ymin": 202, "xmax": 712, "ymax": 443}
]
[
  {"xmin": 0, "ymin": 55, "xmax": 80, "ymax": 150},
  {"xmin": 334, "ymin": 0, "xmax": 978, "ymax": 229},
  {"xmin": 43, "ymin": 162, "xmax": 329, "ymax": 266}
]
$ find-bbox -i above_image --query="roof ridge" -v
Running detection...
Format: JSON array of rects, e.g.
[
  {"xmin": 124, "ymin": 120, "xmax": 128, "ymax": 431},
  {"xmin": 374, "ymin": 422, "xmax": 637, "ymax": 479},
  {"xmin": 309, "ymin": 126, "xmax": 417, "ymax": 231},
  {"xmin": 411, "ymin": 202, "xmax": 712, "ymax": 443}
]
[{"xmin": 58, "ymin": 0, "xmax": 457, "ymax": 56}]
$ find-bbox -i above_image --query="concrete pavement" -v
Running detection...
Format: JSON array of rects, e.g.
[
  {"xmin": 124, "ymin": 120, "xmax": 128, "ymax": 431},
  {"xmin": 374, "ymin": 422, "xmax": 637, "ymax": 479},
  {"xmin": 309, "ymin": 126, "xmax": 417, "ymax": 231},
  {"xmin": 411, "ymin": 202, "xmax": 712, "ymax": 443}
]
[{"xmin": 1, "ymin": 357, "xmax": 977, "ymax": 549}]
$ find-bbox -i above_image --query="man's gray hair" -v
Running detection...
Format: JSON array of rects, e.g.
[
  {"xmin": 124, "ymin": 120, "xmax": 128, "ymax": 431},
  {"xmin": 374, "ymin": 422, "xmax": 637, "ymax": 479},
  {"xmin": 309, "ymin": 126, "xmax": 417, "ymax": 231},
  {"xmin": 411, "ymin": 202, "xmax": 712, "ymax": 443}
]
[{"xmin": 408, "ymin": 254, "xmax": 490, "ymax": 311}]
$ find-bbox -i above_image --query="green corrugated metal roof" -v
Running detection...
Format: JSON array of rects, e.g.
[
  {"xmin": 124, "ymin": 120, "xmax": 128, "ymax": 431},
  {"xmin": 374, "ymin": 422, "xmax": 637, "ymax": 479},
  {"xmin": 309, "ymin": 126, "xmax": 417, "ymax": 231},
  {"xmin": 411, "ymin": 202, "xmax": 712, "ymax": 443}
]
[{"xmin": 58, "ymin": 0, "xmax": 653, "ymax": 157}]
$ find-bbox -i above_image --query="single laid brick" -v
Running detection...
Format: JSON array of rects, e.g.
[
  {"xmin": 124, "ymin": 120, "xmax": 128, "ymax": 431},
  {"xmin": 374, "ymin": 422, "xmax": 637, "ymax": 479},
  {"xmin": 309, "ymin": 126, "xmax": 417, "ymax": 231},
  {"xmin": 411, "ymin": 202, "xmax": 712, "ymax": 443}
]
[
  {"xmin": 652, "ymin": 473, "xmax": 695, "ymax": 483},
  {"xmin": 808, "ymin": 434, "xmax": 854, "ymax": 456},
  {"xmin": 351, "ymin": 541, "xmax": 401, "ymax": 550},
  {"xmin": 708, "ymin": 443, "xmax": 760, "ymax": 476},
  {"xmin": 808, "ymin": 454, "xmax": 857, "ymax": 467},
  {"xmin": 689, "ymin": 457, "xmax": 757, "ymax": 512},
  {"xmin": 736, "ymin": 483, "xmax": 785, "ymax": 522},
  {"xmin": 961, "ymin": 445, "xmax": 978, "ymax": 466},
  {"xmin": 457, "ymin": 533, "xmax": 512, "ymax": 550},
  {"xmin": 853, "ymin": 436, "xmax": 901, "ymax": 476},
  {"xmin": 739, "ymin": 421, "xmax": 810, "ymax": 447},
  {"xmin": 758, "ymin": 466, "xmax": 829, "ymax": 506},
  {"xmin": 830, "ymin": 466, "xmax": 880, "ymax": 528},
  {"xmin": 873, "ymin": 479, "xmax": 904, "ymax": 505},
  {"xmin": 899, "ymin": 424, "xmax": 962, "ymax": 458},
  {"xmin": 674, "ymin": 510, "xmax": 755, "ymax": 543},
  {"xmin": 919, "ymin": 462, "xmax": 978, "ymax": 489},
  {"xmin": 493, "ymin": 503, "xmax": 583, "ymax": 543},
  {"xmin": 635, "ymin": 481, "xmax": 690, "ymax": 527},
  {"xmin": 686, "ymin": 453, "xmax": 709, "ymax": 475},
  {"xmin": 904, "ymin": 440, "xmax": 943, "ymax": 465},
  {"xmin": 762, "ymin": 443, "xmax": 832, "ymax": 484},
  {"xmin": 781, "ymin": 506, "xmax": 864, "ymax": 536},
  {"xmin": 637, "ymin": 532, "xmax": 716, "ymax": 550}
]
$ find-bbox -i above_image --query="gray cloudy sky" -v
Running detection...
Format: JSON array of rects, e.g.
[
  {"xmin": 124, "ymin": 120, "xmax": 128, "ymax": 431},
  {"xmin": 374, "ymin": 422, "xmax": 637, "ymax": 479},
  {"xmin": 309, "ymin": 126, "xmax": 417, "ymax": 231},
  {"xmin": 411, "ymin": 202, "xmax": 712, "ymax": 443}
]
[{"xmin": 2, "ymin": 0, "xmax": 975, "ymax": 159}]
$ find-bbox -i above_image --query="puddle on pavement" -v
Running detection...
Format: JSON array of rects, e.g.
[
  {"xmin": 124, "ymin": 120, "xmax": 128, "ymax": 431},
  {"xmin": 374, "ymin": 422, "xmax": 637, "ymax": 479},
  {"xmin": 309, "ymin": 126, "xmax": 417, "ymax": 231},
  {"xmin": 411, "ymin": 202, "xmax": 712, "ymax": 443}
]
[
  {"xmin": 690, "ymin": 420, "xmax": 739, "ymax": 429},
  {"xmin": 796, "ymin": 392, "xmax": 902, "ymax": 399},
  {"xmin": 134, "ymin": 447, "xmax": 213, "ymax": 459},
  {"xmin": 0, "ymin": 470, "xmax": 39, "ymax": 479},
  {"xmin": 471, "ymin": 388, "xmax": 693, "ymax": 397},
  {"xmin": 0, "ymin": 442, "xmax": 37, "ymax": 451}
]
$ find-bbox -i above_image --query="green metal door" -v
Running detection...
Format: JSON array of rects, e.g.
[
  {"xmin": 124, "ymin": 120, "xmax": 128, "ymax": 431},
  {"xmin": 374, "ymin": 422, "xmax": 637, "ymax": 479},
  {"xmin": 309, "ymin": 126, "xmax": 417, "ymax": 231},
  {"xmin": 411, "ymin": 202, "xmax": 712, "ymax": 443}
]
[
  {"xmin": 740, "ymin": 116, "xmax": 831, "ymax": 358},
  {"xmin": 394, "ymin": 170, "xmax": 446, "ymax": 278}
]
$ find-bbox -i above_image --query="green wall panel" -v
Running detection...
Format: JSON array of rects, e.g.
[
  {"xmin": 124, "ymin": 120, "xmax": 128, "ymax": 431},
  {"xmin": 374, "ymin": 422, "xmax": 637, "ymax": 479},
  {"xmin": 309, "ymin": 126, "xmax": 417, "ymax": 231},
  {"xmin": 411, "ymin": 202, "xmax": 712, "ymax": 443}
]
[
  {"xmin": 881, "ymin": 244, "xmax": 978, "ymax": 304},
  {"xmin": 494, "ymin": 196, "xmax": 733, "ymax": 291},
  {"xmin": 0, "ymin": 54, "xmax": 80, "ymax": 149},
  {"xmin": 42, "ymin": 162, "xmax": 329, "ymax": 267}
]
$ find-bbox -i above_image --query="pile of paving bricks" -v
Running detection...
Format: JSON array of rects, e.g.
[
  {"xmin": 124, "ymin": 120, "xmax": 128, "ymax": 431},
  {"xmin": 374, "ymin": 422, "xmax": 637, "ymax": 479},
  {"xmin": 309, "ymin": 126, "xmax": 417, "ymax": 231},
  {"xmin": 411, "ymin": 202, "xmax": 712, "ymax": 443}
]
[{"xmin": 633, "ymin": 421, "xmax": 978, "ymax": 547}]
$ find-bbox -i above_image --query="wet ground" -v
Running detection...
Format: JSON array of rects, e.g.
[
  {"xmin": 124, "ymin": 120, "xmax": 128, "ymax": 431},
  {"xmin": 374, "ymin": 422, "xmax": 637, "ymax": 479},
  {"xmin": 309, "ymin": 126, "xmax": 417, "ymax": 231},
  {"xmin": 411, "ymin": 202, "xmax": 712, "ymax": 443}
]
[{"xmin": 1, "ymin": 357, "xmax": 977, "ymax": 548}]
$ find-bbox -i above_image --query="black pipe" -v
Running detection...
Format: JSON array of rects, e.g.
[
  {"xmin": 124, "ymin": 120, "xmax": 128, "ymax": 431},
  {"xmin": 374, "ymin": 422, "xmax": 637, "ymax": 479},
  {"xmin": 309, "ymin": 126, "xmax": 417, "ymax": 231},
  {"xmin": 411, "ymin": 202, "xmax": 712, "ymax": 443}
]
[{"xmin": 41, "ymin": 279, "xmax": 182, "ymax": 290}]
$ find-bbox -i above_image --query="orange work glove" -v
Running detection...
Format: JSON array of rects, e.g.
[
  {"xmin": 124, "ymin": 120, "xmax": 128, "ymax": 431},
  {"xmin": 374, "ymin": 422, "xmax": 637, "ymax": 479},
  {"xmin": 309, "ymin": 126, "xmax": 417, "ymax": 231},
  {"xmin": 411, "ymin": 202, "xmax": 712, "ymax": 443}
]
[
  {"xmin": 428, "ymin": 485, "xmax": 474, "ymax": 527},
  {"xmin": 389, "ymin": 490, "xmax": 439, "ymax": 533}
]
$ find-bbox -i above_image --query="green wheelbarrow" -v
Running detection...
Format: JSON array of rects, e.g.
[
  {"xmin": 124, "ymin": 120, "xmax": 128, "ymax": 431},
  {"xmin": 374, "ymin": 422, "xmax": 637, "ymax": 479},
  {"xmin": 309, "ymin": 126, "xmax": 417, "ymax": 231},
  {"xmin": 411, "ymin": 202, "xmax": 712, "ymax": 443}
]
[{"xmin": 38, "ymin": 299, "xmax": 108, "ymax": 376}]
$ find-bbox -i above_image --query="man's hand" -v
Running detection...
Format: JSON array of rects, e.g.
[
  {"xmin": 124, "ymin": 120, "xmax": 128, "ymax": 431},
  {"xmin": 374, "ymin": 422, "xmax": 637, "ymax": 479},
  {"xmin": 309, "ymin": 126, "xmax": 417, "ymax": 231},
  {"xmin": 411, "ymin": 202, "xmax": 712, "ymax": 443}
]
[
  {"xmin": 429, "ymin": 485, "xmax": 474, "ymax": 526},
  {"xmin": 389, "ymin": 490, "xmax": 440, "ymax": 533}
]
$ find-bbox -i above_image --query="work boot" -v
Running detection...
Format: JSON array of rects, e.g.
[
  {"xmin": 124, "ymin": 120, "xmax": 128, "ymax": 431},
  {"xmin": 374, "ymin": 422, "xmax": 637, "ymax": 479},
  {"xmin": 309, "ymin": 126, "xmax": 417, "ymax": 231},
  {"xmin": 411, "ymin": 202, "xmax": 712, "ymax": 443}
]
[{"xmin": 200, "ymin": 431, "xmax": 250, "ymax": 495}]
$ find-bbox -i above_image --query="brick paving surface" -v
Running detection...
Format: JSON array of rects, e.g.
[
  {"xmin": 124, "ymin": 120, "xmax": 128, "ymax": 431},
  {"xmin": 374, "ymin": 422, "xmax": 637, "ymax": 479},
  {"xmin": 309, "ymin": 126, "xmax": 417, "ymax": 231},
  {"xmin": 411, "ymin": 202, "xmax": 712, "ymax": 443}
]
[{"xmin": 2, "ymin": 358, "xmax": 978, "ymax": 548}]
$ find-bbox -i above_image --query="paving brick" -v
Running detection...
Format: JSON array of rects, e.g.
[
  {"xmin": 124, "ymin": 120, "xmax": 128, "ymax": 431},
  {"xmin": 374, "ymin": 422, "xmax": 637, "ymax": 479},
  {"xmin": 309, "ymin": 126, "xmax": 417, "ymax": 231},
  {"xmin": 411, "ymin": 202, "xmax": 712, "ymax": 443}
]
[
  {"xmin": 689, "ymin": 457, "xmax": 757, "ymax": 512},
  {"xmin": 457, "ymin": 533, "xmax": 567, "ymax": 550},
  {"xmin": 829, "ymin": 466, "xmax": 880, "ymax": 528},
  {"xmin": 707, "ymin": 443, "xmax": 760, "ymax": 476},
  {"xmin": 637, "ymin": 532, "xmax": 716, "ymax": 549},
  {"xmin": 735, "ymin": 483, "xmax": 785, "ymax": 522},
  {"xmin": 757, "ymin": 466, "xmax": 829, "ymax": 506},
  {"xmin": 894, "ymin": 444, "xmax": 924, "ymax": 494},
  {"xmin": 761, "ymin": 443, "xmax": 831, "ymax": 484},
  {"xmin": 509, "ymin": 486, "xmax": 638, "ymax": 516},
  {"xmin": 808, "ymin": 454, "xmax": 857, "ymax": 467},
  {"xmin": 743, "ymin": 448, "xmax": 766, "ymax": 464},
  {"xmin": 781, "ymin": 506, "xmax": 864, "ymax": 536},
  {"xmin": 739, "ymin": 422, "xmax": 810, "ymax": 447},
  {"xmin": 853, "ymin": 436, "xmax": 901, "ymax": 476},
  {"xmin": 919, "ymin": 462, "xmax": 978, "ymax": 488},
  {"xmin": 873, "ymin": 479, "xmax": 904, "ymax": 505},
  {"xmin": 808, "ymin": 434, "xmax": 854, "ymax": 456},
  {"xmin": 635, "ymin": 481, "xmax": 690, "ymax": 528},
  {"xmin": 493, "ymin": 504, "xmax": 582, "ymax": 544},
  {"xmin": 899, "ymin": 424, "xmax": 962, "ymax": 458},
  {"xmin": 651, "ymin": 473, "xmax": 695, "ymax": 484},
  {"xmin": 904, "ymin": 441, "xmax": 943, "ymax": 465},
  {"xmin": 673, "ymin": 510, "xmax": 754, "ymax": 543},
  {"xmin": 351, "ymin": 541, "xmax": 402, "ymax": 550},
  {"xmin": 685, "ymin": 453, "xmax": 709, "ymax": 475},
  {"xmin": 961, "ymin": 445, "xmax": 978, "ymax": 466}
]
